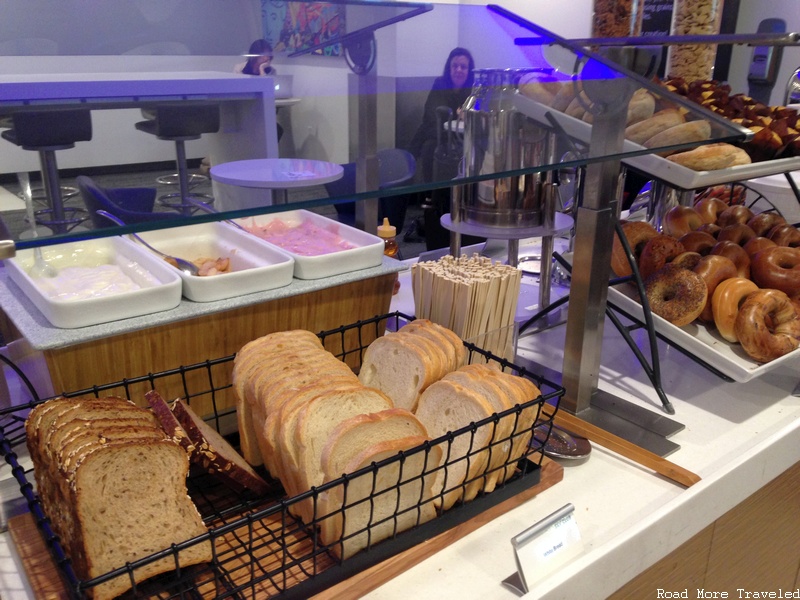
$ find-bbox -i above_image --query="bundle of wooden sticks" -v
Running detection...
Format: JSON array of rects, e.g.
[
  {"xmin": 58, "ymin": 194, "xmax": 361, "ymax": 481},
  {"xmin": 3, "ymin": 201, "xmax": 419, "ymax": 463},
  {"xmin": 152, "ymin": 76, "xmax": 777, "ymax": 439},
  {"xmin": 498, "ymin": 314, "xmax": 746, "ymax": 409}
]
[{"xmin": 411, "ymin": 254, "xmax": 521, "ymax": 360}]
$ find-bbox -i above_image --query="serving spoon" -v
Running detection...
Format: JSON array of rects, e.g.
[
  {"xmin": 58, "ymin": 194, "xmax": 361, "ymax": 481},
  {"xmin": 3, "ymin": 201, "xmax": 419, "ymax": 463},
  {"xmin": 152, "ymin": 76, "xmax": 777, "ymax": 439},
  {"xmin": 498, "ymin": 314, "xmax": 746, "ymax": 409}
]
[
  {"xmin": 96, "ymin": 210, "xmax": 200, "ymax": 276},
  {"xmin": 19, "ymin": 172, "xmax": 57, "ymax": 278}
]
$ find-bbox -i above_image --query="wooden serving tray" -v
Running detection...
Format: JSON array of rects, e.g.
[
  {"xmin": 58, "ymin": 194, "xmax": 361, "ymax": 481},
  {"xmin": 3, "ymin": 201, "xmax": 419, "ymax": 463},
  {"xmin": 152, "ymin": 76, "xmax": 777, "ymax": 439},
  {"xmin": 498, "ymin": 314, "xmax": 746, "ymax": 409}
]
[{"xmin": 8, "ymin": 459, "xmax": 563, "ymax": 600}]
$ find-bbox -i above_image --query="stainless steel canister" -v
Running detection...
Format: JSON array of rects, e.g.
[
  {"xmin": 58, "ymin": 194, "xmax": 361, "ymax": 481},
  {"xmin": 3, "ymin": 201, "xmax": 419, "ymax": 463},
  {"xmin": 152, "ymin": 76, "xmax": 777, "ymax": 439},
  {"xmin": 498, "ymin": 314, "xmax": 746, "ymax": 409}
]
[{"xmin": 458, "ymin": 68, "xmax": 550, "ymax": 228}]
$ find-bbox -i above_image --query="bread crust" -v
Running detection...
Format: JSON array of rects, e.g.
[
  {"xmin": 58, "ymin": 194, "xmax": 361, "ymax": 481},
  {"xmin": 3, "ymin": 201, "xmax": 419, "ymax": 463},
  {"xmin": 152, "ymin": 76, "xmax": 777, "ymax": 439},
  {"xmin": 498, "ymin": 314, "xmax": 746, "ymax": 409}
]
[{"xmin": 666, "ymin": 142, "xmax": 752, "ymax": 171}]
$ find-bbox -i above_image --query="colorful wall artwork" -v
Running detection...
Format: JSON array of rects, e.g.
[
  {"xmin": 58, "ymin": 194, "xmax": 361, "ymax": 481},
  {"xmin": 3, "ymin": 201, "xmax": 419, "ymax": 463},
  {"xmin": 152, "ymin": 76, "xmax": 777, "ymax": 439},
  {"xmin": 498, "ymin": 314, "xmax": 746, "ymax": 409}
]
[{"xmin": 261, "ymin": 1, "xmax": 344, "ymax": 56}]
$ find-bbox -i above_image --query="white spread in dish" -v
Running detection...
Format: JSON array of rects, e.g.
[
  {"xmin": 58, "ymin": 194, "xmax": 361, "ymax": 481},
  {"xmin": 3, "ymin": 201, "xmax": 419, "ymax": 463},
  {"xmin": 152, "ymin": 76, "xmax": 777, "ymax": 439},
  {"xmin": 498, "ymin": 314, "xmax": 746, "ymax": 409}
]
[
  {"xmin": 243, "ymin": 218, "xmax": 356, "ymax": 256},
  {"xmin": 32, "ymin": 264, "xmax": 155, "ymax": 301}
]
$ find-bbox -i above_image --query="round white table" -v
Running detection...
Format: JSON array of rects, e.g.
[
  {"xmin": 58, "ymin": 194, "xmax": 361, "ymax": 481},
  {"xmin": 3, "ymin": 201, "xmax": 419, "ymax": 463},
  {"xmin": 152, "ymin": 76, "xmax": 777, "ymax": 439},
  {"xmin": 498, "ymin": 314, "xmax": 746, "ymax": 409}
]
[{"xmin": 210, "ymin": 158, "xmax": 343, "ymax": 204}]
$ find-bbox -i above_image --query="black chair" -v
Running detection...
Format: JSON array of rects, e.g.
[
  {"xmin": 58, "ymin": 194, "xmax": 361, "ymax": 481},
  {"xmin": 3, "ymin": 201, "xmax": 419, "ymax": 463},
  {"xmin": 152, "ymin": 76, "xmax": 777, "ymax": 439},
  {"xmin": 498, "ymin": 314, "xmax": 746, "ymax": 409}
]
[
  {"xmin": 77, "ymin": 175, "xmax": 176, "ymax": 228},
  {"xmin": 1, "ymin": 109, "xmax": 92, "ymax": 233},
  {"xmin": 325, "ymin": 148, "xmax": 416, "ymax": 234},
  {"xmin": 135, "ymin": 102, "xmax": 220, "ymax": 214}
]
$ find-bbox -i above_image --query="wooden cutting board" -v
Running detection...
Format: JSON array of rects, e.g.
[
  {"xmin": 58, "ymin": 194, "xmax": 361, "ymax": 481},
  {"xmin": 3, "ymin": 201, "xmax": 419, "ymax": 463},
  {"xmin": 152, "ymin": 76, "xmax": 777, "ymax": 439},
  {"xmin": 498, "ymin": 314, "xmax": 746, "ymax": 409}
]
[{"xmin": 8, "ymin": 459, "xmax": 563, "ymax": 599}]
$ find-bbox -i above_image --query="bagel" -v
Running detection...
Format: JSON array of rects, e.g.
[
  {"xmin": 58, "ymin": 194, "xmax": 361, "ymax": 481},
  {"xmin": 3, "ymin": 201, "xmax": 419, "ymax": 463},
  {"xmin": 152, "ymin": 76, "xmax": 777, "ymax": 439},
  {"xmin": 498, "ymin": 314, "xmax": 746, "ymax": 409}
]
[
  {"xmin": 694, "ymin": 197, "xmax": 728, "ymax": 225},
  {"xmin": 717, "ymin": 223, "xmax": 757, "ymax": 247},
  {"xmin": 710, "ymin": 240, "xmax": 751, "ymax": 279},
  {"xmin": 693, "ymin": 254, "xmax": 738, "ymax": 322},
  {"xmin": 638, "ymin": 235, "xmax": 686, "ymax": 281},
  {"xmin": 743, "ymin": 236, "xmax": 777, "ymax": 258},
  {"xmin": 644, "ymin": 264, "xmax": 707, "ymax": 327},
  {"xmin": 767, "ymin": 224, "xmax": 800, "ymax": 248},
  {"xmin": 716, "ymin": 205, "xmax": 754, "ymax": 227},
  {"xmin": 679, "ymin": 231, "xmax": 717, "ymax": 255},
  {"xmin": 611, "ymin": 221, "xmax": 659, "ymax": 278},
  {"xmin": 663, "ymin": 205, "xmax": 703, "ymax": 238},
  {"xmin": 712, "ymin": 278, "xmax": 759, "ymax": 343},
  {"xmin": 750, "ymin": 246, "xmax": 800, "ymax": 298},
  {"xmin": 747, "ymin": 212, "xmax": 786, "ymax": 237},
  {"xmin": 734, "ymin": 289, "xmax": 800, "ymax": 363}
]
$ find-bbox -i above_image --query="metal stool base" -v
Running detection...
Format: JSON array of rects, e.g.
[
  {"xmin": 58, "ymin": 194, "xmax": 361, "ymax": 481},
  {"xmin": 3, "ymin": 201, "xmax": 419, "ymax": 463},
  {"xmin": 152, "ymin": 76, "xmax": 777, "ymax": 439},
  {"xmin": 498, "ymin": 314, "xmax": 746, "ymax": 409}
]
[{"xmin": 158, "ymin": 191, "xmax": 215, "ymax": 213}]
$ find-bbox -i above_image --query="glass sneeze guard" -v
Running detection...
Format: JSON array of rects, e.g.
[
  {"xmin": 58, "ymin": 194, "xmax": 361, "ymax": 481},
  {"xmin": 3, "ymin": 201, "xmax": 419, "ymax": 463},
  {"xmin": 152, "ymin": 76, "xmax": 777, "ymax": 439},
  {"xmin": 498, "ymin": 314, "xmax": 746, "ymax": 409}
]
[{"xmin": 0, "ymin": 0, "xmax": 751, "ymax": 252}]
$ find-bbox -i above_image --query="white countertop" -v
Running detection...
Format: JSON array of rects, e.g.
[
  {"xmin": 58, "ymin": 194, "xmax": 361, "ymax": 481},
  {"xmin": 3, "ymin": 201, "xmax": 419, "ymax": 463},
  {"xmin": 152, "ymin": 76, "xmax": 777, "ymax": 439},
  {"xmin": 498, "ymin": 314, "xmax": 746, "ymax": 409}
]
[{"xmin": 0, "ymin": 265, "xmax": 798, "ymax": 599}]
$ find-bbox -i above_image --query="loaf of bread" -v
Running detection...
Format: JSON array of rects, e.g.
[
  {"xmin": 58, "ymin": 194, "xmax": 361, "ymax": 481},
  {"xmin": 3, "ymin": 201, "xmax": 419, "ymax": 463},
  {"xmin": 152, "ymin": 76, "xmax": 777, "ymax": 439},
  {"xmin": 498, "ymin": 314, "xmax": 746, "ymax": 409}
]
[
  {"xmin": 644, "ymin": 119, "xmax": 712, "ymax": 156},
  {"xmin": 625, "ymin": 109, "xmax": 686, "ymax": 145},
  {"xmin": 25, "ymin": 396, "xmax": 211, "ymax": 600},
  {"xmin": 666, "ymin": 142, "xmax": 752, "ymax": 171}
]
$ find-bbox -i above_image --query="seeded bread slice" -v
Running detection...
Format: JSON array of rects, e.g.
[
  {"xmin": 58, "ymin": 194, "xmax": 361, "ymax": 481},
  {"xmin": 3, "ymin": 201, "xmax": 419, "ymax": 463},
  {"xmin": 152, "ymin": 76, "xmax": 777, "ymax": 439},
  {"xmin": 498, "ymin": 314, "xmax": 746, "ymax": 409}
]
[
  {"xmin": 319, "ymin": 436, "xmax": 441, "ymax": 560},
  {"xmin": 170, "ymin": 397, "xmax": 271, "ymax": 496}
]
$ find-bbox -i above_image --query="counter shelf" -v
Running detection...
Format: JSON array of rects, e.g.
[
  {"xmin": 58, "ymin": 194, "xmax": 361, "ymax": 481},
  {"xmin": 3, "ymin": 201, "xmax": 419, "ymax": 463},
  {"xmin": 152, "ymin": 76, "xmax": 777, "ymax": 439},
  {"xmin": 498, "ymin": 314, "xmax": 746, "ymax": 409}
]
[{"xmin": 0, "ymin": 312, "xmax": 564, "ymax": 600}]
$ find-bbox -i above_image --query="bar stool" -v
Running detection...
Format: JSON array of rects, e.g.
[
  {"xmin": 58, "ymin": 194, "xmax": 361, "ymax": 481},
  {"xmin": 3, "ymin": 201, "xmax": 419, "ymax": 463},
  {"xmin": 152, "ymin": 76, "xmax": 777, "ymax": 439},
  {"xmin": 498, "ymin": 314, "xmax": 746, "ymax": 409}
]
[
  {"xmin": 1, "ymin": 109, "xmax": 92, "ymax": 234},
  {"xmin": 135, "ymin": 102, "xmax": 220, "ymax": 214}
]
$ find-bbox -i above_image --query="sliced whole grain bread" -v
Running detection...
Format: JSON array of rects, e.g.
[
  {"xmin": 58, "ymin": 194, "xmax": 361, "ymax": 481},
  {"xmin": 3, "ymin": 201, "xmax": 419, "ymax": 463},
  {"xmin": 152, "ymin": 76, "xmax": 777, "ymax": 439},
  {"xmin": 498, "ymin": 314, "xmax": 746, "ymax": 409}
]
[{"xmin": 170, "ymin": 397, "xmax": 271, "ymax": 496}]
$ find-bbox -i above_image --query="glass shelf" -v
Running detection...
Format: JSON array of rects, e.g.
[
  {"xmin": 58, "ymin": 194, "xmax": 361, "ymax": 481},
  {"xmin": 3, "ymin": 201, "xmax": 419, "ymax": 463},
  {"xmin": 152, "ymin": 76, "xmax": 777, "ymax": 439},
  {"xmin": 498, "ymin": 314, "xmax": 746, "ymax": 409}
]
[{"xmin": 0, "ymin": 0, "xmax": 750, "ymax": 250}]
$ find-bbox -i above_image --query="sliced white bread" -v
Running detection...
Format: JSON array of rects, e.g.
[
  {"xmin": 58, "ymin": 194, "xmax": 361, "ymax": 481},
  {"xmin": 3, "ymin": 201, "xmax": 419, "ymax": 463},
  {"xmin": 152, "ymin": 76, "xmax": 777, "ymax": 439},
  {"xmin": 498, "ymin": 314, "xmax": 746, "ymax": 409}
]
[
  {"xmin": 317, "ymin": 408, "xmax": 430, "ymax": 544},
  {"xmin": 292, "ymin": 388, "xmax": 394, "ymax": 522},
  {"xmin": 441, "ymin": 370, "xmax": 514, "ymax": 496},
  {"xmin": 171, "ymin": 397, "xmax": 271, "ymax": 496},
  {"xmin": 460, "ymin": 364, "xmax": 542, "ymax": 484},
  {"xmin": 319, "ymin": 436, "xmax": 441, "ymax": 560},
  {"xmin": 358, "ymin": 335, "xmax": 434, "ymax": 411},
  {"xmin": 413, "ymin": 379, "xmax": 496, "ymax": 511}
]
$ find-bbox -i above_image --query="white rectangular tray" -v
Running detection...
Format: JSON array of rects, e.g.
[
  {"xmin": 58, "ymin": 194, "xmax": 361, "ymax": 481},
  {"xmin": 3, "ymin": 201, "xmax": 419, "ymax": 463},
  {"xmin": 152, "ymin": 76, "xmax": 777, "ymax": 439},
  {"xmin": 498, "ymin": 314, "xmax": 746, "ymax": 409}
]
[
  {"xmin": 6, "ymin": 237, "xmax": 182, "ymax": 329},
  {"xmin": 135, "ymin": 221, "xmax": 295, "ymax": 302},
  {"xmin": 607, "ymin": 282, "xmax": 800, "ymax": 382},
  {"xmin": 512, "ymin": 92, "xmax": 800, "ymax": 191},
  {"xmin": 232, "ymin": 210, "xmax": 385, "ymax": 280}
]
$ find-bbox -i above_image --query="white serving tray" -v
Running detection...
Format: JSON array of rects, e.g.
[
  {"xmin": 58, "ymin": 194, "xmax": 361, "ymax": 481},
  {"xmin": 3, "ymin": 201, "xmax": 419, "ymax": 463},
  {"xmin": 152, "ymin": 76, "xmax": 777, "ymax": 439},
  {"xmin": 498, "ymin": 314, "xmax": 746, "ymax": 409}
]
[
  {"xmin": 607, "ymin": 282, "xmax": 800, "ymax": 383},
  {"xmin": 6, "ymin": 237, "xmax": 182, "ymax": 329},
  {"xmin": 512, "ymin": 91, "xmax": 800, "ymax": 191},
  {"xmin": 134, "ymin": 221, "xmax": 295, "ymax": 302},
  {"xmin": 232, "ymin": 210, "xmax": 385, "ymax": 280}
]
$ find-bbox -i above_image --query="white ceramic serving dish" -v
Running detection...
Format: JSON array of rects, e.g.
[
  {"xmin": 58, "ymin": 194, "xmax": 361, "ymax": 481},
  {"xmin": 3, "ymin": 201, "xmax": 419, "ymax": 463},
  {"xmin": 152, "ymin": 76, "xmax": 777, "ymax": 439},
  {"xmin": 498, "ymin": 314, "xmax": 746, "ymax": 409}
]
[
  {"xmin": 134, "ymin": 221, "xmax": 295, "ymax": 302},
  {"xmin": 512, "ymin": 91, "xmax": 800, "ymax": 190},
  {"xmin": 607, "ymin": 283, "xmax": 800, "ymax": 383},
  {"xmin": 232, "ymin": 209, "xmax": 385, "ymax": 279},
  {"xmin": 6, "ymin": 237, "xmax": 182, "ymax": 329}
]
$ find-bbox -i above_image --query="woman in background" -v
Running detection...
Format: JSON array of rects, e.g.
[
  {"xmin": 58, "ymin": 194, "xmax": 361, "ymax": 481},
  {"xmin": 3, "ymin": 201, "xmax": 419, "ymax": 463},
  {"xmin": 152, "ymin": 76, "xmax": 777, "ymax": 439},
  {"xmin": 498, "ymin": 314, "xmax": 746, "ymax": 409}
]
[
  {"xmin": 237, "ymin": 39, "xmax": 277, "ymax": 76},
  {"xmin": 408, "ymin": 47, "xmax": 475, "ymax": 182},
  {"xmin": 407, "ymin": 47, "xmax": 476, "ymax": 249},
  {"xmin": 235, "ymin": 39, "xmax": 282, "ymax": 140}
]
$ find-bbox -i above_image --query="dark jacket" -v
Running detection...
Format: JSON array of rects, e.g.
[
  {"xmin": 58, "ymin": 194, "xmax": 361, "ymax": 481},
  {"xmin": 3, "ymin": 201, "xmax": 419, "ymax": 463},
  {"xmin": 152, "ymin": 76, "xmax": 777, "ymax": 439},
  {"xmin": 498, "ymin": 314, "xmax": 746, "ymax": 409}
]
[{"xmin": 408, "ymin": 77, "xmax": 472, "ymax": 159}]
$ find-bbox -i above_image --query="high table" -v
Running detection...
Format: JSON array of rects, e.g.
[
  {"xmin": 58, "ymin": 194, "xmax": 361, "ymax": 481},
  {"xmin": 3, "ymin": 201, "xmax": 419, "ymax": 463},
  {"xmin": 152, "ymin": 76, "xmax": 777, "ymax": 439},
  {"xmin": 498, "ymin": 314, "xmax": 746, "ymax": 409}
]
[
  {"xmin": 210, "ymin": 157, "xmax": 344, "ymax": 208},
  {"xmin": 0, "ymin": 72, "xmax": 281, "ymax": 209}
]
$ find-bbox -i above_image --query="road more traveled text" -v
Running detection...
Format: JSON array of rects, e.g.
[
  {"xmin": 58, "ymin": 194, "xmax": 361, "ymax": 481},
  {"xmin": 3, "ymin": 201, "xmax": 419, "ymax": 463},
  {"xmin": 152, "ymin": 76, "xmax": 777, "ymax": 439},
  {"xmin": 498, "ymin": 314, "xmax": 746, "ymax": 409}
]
[{"xmin": 657, "ymin": 590, "xmax": 800, "ymax": 599}]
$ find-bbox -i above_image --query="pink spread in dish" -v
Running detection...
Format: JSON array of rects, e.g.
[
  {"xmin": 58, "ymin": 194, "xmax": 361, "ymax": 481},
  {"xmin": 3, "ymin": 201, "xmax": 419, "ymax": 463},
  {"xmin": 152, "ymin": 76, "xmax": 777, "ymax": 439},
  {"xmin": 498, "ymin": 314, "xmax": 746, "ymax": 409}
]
[{"xmin": 243, "ymin": 218, "xmax": 357, "ymax": 256}]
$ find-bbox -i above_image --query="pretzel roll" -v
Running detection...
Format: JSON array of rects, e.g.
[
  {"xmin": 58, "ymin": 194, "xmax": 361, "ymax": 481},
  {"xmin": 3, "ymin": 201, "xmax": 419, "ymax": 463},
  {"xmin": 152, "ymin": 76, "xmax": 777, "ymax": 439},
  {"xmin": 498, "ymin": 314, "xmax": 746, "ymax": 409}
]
[
  {"xmin": 697, "ymin": 223, "xmax": 721, "ymax": 238},
  {"xmin": 694, "ymin": 197, "xmax": 728, "ymax": 225},
  {"xmin": 743, "ymin": 236, "xmax": 777, "ymax": 258},
  {"xmin": 639, "ymin": 235, "xmax": 686, "ymax": 281},
  {"xmin": 644, "ymin": 264, "xmax": 707, "ymax": 327},
  {"xmin": 611, "ymin": 221, "xmax": 659, "ymax": 277},
  {"xmin": 671, "ymin": 251, "xmax": 703, "ymax": 271},
  {"xmin": 693, "ymin": 254, "xmax": 738, "ymax": 322},
  {"xmin": 746, "ymin": 212, "xmax": 786, "ymax": 237},
  {"xmin": 734, "ymin": 289, "xmax": 800, "ymax": 363},
  {"xmin": 712, "ymin": 277, "xmax": 759, "ymax": 343},
  {"xmin": 717, "ymin": 223, "xmax": 757, "ymax": 247},
  {"xmin": 663, "ymin": 206, "xmax": 703, "ymax": 238},
  {"xmin": 679, "ymin": 231, "xmax": 717, "ymax": 255},
  {"xmin": 751, "ymin": 246, "xmax": 800, "ymax": 298},
  {"xmin": 710, "ymin": 240, "xmax": 751, "ymax": 279},
  {"xmin": 716, "ymin": 205, "xmax": 754, "ymax": 227},
  {"xmin": 767, "ymin": 224, "xmax": 800, "ymax": 248}
]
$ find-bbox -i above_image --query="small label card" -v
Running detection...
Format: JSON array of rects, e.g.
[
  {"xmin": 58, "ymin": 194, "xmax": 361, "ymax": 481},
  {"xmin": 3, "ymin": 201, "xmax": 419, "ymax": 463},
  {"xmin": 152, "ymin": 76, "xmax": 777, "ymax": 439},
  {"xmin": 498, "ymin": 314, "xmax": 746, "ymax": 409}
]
[{"xmin": 502, "ymin": 503, "xmax": 584, "ymax": 596}]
